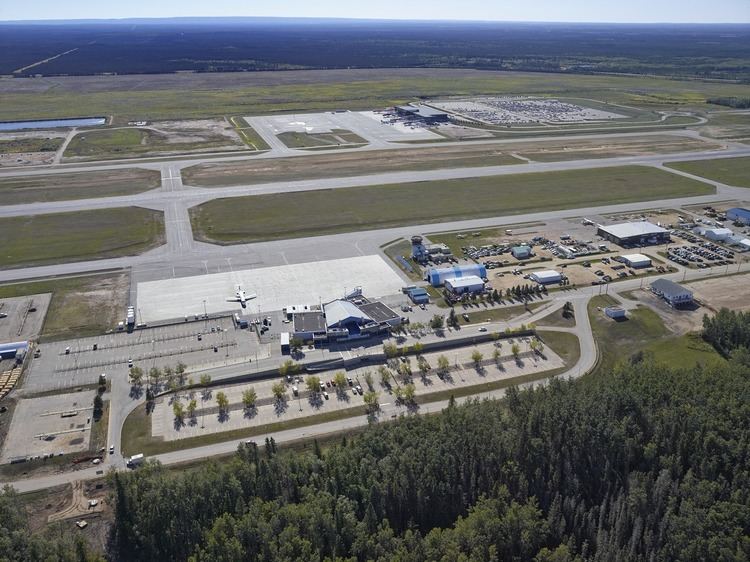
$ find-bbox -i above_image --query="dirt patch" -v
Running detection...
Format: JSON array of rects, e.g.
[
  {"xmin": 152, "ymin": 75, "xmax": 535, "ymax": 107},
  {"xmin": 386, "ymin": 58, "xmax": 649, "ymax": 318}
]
[
  {"xmin": 689, "ymin": 273, "xmax": 750, "ymax": 313},
  {"xmin": 624, "ymin": 288, "xmax": 704, "ymax": 335},
  {"xmin": 63, "ymin": 119, "xmax": 247, "ymax": 161}
]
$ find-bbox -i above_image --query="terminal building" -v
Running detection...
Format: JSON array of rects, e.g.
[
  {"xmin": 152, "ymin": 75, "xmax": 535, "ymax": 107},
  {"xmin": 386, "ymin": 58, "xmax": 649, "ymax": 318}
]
[
  {"xmin": 596, "ymin": 221, "xmax": 670, "ymax": 247},
  {"xmin": 395, "ymin": 104, "xmax": 450, "ymax": 124},
  {"xmin": 288, "ymin": 291, "xmax": 402, "ymax": 344}
]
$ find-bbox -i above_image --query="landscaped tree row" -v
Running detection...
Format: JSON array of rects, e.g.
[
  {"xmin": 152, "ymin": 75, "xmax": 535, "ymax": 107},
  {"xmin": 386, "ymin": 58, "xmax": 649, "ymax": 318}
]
[{"xmin": 97, "ymin": 359, "xmax": 750, "ymax": 562}]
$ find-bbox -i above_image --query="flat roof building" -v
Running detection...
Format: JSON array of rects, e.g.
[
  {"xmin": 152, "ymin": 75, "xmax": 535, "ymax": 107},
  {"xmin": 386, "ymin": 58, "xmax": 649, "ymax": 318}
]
[
  {"xmin": 651, "ymin": 279, "xmax": 693, "ymax": 307},
  {"xmin": 444, "ymin": 275, "xmax": 485, "ymax": 295},
  {"xmin": 511, "ymin": 245, "xmax": 532, "ymax": 260},
  {"xmin": 407, "ymin": 287, "xmax": 430, "ymax": 304},
  {"xmin": 597, "ymin": 221, "xmax": 670, "ymax": 247},
  {"xmin": 292, "ymin": 311, "xmax": 327, "ymax": 342},
  {"xmin": 621, "ymin": 253, "xmax": 652, "ymax": 268},
  {"xmin": 395, "ymin": 104, "xmax": 450, "ymax": 123},
  {"xmin": 530, "ymin": 270, "xmax": 562, "ymax": 284}
]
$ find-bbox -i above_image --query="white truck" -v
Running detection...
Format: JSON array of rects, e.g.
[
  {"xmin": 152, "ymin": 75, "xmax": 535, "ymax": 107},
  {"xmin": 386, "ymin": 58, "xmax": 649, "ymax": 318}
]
[{"xmin": 127, "ymin": 453, "xmax": 145, "ymax": 468}]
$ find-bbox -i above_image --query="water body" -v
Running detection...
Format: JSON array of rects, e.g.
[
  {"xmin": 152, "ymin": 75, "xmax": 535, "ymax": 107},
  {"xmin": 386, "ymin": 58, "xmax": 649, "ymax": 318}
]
[{"xmin": 0, "ymin": 117, "xmax": 106, "ymax": 131}]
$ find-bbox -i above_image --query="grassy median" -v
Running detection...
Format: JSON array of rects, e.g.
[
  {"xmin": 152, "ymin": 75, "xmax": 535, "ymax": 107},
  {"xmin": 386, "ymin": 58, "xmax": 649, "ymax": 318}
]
[
  {"xmin": 0, "ymin": 168, "xmax": 161, "ymax": 204},
  {"xmin": 0, "ymin": 207, "xmax": 165, "ymax": 269},
  {"xmin": 190, "ymin": 165, "xmax": 714, "ymax": 244},
  {"xmin": 666, "ymin": 156, "xmax": 750, "ymax": 187}
]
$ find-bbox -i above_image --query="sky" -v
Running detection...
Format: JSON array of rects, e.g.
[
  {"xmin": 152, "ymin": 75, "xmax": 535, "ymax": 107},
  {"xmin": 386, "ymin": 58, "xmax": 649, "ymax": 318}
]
[{"xmin": 0, "ymin": 0, "xmax": 748, "ymax": 24}]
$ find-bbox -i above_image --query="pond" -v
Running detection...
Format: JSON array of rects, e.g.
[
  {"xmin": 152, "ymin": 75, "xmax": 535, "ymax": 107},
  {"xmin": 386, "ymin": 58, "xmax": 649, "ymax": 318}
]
[{"xmin": 0, "ymin": 117, "xmax": 107, "ymax": 131}]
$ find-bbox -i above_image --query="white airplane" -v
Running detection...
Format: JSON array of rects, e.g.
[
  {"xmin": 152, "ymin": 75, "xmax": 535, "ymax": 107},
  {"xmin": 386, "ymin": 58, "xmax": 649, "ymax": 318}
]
[{"xmin": 226, "ymin": 285, "xmax": 257, "ymax": 308}]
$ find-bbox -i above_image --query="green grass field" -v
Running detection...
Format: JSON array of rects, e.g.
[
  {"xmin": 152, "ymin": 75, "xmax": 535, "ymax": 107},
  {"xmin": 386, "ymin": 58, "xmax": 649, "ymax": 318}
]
[
  {"xmin": 537, "ymin": 330, "xmax": 581, "ymax": 367},
  {"xmin": 588, "ymin": 295, "xmax": 669, "ymax": 375},
  {"xmin": 644, "ymin": 332, "xmax": 726, "ymax": 370},
  {"xmin": 0, "ymin": 271, "xmax": 130, "ymax": 341},
  {"xmin": 190, "ymin": 165, "xmax": 714, "ymax": 244},
  {"xmin": 1, "ymin": 70, "xmax": 748, "ymax": 124},
  {"xmin": 666, "ymin": 156, "xmax": 750, "ymax": 188},
  {"xmin": 0, "ymin": 168, "xmax": 161, "ymax": 204},
  {"xmin": 63, "ymin": 127, "xmax": 246, "ymax": 161},
  {"xmin": 0, "ymin": 207, "xmax": 165, "ymax": 269}
]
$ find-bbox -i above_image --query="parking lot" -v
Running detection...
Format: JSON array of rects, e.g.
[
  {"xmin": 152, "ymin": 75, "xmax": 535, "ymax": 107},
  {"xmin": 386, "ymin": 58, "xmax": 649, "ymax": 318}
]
[
  {"xmin": 23, "ymin": 317, "xmax": 264, "ymax": 394},
  {"xmin": 428, "ymin": 97, "xmax": 625, "ymax": 125},
  {"xmin": 0, "ymin": 293, "xmax": 51, "ymax": 342},
  {"xmin": 151, "ymin": 339, "xmax": 563, "ymax": 442},
  {"xmin": 0, "ymin": 390, "xmax": 96, "ymax": 463}
]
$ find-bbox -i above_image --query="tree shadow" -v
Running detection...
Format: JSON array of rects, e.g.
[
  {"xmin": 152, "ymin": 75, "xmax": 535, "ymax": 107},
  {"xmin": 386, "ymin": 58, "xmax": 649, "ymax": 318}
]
[
  {"xmin": 173, "ymin": 417, "xmax": 185, "ymax": 431},
  {"xmin": 188, "ymin": 416, "xmax": 198, "ymax": 427},
  {"xmin": 202, "ymin": 389, "xmax": 213, "ymax": 401},
  {"xmin": 420, "ymin": 374, "xmax": 433, "ymax": 386},
  {"xmin": 243, "ymin": 406, "xmax": 258, "ymax": 420},
  {"xmin": 494, "ymin": 361, "xmax": 506, "ymax": 372},
  {"xmin": 308, "ymin": 393, "xmax": 323, "ymax": 410},
  {"xmin": 274, "ymin": 397, "xmax": 289, "ymax": 416},
  {"xmin": 515, "ymin": 357, "xmax": 525, "ymax": 368},
  {"xmin": 474, "ymin": 365, "xmax": 487, "ymax": 377},
  {"xmin": 336, "ymin": 389, "xmax": 350, "ymax": 403},
  {"xmin": 129, "ymin": 385, "xmax": 144, "ymax": 400},
  {"xmin": 218, "ymin": 409, "xmax": 229, "ymax": 423}
]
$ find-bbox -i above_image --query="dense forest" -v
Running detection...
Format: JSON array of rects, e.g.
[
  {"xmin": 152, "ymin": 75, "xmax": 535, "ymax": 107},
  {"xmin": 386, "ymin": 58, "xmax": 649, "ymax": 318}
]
[
  {"xmin": 0, "ymin": 20, "xmax": 748, "ymax": 79},
  {"xmin": 3, "ymin": 358, "xmax": 749, "ymax": 561},
  {"xmin": 702, "ymin": 307, "xmax": 750, "ymax": 357}
]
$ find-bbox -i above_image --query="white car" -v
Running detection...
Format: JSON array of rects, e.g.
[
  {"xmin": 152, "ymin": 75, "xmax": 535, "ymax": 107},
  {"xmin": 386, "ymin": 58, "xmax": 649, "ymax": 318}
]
[{"xmin": 478, "ymin": 327, "xmax": 487, "ymax": 332}]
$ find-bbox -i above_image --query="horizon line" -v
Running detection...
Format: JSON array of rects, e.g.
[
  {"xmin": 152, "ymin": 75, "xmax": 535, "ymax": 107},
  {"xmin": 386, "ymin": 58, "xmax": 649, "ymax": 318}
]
[{"xmin": 1, "ymin": 15, "xmax": 748, "ymax": 25}]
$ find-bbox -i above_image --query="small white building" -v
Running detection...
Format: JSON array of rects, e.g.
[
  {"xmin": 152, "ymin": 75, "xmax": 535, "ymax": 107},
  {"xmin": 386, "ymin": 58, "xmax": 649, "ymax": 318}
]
[
  {"xmin": 444, "ymin": 275, "xmax": 485, "ymax": 295},
  {"xmin": 530, "ymin": 270, "xmax": 562, "ymax": 285},
  {"xmin": 621, "ymin": 253, "xmax": 652, "ymax": 268},
  {"xmin": 697, "ymin": 227, "xmax": 733, "ymax": 241}
]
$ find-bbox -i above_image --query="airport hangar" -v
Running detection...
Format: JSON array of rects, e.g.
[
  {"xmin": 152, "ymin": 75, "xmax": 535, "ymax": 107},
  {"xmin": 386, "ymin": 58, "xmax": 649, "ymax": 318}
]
[{"xmin": 596, "ymin": 221, "xmax": 670, "ymax": 247}]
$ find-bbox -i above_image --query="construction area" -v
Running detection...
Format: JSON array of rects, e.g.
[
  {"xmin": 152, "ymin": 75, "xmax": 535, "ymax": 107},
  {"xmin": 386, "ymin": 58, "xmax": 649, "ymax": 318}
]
[{"xmin": 0, "ymin": 390, "xmax": 97, "ymax": 463}]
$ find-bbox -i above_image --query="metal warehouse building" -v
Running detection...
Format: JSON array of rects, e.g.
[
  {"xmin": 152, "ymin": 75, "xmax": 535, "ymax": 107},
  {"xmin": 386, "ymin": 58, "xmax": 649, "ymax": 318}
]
[
  {"xmin": 621, "ymin": 253, "xmax": 652, "ymax": 268},
  {"xmin": 596, "ymin": 221, "xmax": 670, "ymax": 247},
  {"xmin": 651, "ymin": 279, "xmax": 693, "ymax": 307},
  {"xmin": 727, "ymin": 208, "xmax": 750, "ymax": 225},
  {"xmin": 445, "ymin": 275, "xmax": 485, "ymax": 296},
  {"xmin": 530, "ymin": 270, "xmax": 562, "ymax": 284},
  {"xmin": 426, "ymin": 264, "xmax": 487, "ymax": 287}
]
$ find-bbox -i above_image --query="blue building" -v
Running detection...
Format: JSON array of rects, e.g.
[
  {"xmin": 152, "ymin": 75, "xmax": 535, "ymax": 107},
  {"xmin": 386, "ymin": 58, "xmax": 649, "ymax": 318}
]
[
  {"xmin": 425, "ymin": 264, "xmax": 487, "ymax": 287},
  {"xmin": 727, "ymin": 208, "xmax": 750, "ymax": 225},
  {"xmin": 0, "ymin": 341, "xmax": 28, "ymax": 361},
  {"xmin": 407, "ymin": 287, "xmax": 430, "ymax": 304}
]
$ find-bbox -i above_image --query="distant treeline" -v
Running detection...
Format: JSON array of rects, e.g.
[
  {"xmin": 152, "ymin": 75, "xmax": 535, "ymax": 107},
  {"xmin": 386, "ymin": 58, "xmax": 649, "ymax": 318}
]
[
  {"xmin": 0, "ymin": 20, "xmax": 749, "ymax": 80},
  {"xmin": 708, "ymin": 97, "xmax": 750, "ymax": 108}
]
